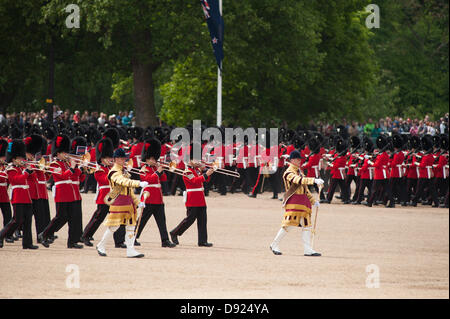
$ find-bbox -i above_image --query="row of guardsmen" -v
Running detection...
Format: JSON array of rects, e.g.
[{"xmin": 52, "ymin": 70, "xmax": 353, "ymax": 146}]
[{"xmin": 1, "ymin": 126, "xmax": 448, "ymax": 251}]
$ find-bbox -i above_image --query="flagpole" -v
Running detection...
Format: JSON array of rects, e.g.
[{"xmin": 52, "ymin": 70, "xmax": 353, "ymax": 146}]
[{"xmin": 217, "ymin": 0, "xmax": 223, "ymax": 127}]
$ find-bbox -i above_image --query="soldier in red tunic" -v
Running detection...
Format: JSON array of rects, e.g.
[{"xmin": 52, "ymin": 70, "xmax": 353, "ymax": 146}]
[
  {"xmin": 411, "ymin": 135, "xmax": 439, "ymax": 207},
  {"xmin": 135, "ymin": 138, "xmax": 176, "ymax": 248},
  {"xmin": 170, "ymin": 143, "xmax": 215, "ymax": 247},
  {"xmin": 81, "ymin": 137, "xmax": 125, "ymax": 247},
  {"xmin": 0, "ymin": 140, "xmax": 38, "ymax": 249},
  {"xmin": 0, "ymin": 139, "xmax": 14, "ymax": 244},
  {"xmin": 385, "ymin": 134, "xmax": 407, "ymax": 208},
  {"xmin": 38, "ymin": 134, "xmax": 84, "ymax": 248},
  {"xmin": 365, "ymin": 135, "xmax": 391, "ymax": 207}
]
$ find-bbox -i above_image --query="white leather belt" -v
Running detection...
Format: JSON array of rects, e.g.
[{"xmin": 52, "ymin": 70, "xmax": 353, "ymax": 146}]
[
  {"xmin": 11, "ymin": 185, "xmax": 29, "ymax": 190},
  {"xmin": 38, "ymin": 181, "xmax": 47, "ymax": 185},
  {"xmin": 72, "ymin": 181, "xmax": 80, "ymax": 185},
  {"xmin": 369, "ymin": 167, "xmax": 375, "ymax": 180},
  {"xmin": 426, "ymin": 166, "xmax": 433, "ymax": 179},
  {"xmin": 98, "ymin": 185, "xmax": 110, "ymax": 190},
  {"xmin": 396, "ymin": 165, "xmax": 403, "ymax": 178},
  {"xmin": 0, "ymin": 183, "xmax": 7, "ymax": 187},
  {"xmin": 186, "ymin": 188, "xmax": 204, "ymax": 192},
  {"xmin": 312, "ymin": 166, "xmax": 319, "ymax": 178},
  {"xmin": 147, "ymin": 184, "xmax": 161, "ymax": 188},
  {"xmin": 54, "ymin": 181, "xmax": 72, "ymax": 186},
  {"xmin": 338, "ymin": 167, "xmax": 346, "ymax": 180}
]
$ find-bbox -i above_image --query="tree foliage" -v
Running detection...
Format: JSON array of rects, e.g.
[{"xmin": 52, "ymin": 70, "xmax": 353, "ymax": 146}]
[{"xmin": 1, "ymin": 0, "xmax": 448, "ymax": 125}]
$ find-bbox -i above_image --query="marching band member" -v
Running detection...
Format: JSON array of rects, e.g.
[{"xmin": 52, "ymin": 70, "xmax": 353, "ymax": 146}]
[
  {"xmin": 385, "ymin": 134, "xmax": 407, "ymax": 208},
  {"xmin": 410, "ymin": 135, "xmax": 439, "ymax": 207},
  {"xmin": 302, "ymin": 137, "xmax": 322, "ymax": 198},
  {"xmin": 95, "ymin": 148, "xmax": 148, "ymax": 258},
  {"xmin": 0, "ymin": 140, "xmax": 38, "ymax": 249},
  {"xmin": 135, "ymin": 138, "xmax": 176, "ymax": 248},
  {"xmin": 365, "ymin": 135, "xmax": 390, "ymax": 207},
  {"xmin": 345, "ymin": 136, "xmax": 361, "ymax": 203},
  {"xmin": 170, "ymin": 143, "xmax": 215, "ymax": 247},
  {"xmin": 354, "ymin": 137, "xmax": 375, "ymax": 205},
  {"xmin": 269, "ymin": 150, "xmax": 324, "ymax": 256},
  {"xmin": 0, "ymin": 140, "xmax": 14, "ymax": 244},
  {"xmin": 405, "ymin": 136, "xmax": 421, "ymax": 203},
  {"xmin": 38, "ymin": 134, "xmax": 83, "ymax": 248},
  {"xmin": 81, "ymin": 137, "xmax": 124, "ymax": 247},
  {"xmin": 24, "ymin": 134, "xmax": 47, "ymax": 243},
  {"xmin": 322, "ymin": 137, "xmax": 349, "ymax": 204},
  {"xmin": 69, "ymin": 136, "xmax": 87, "ymax": 246},
  {"xmin": 434, "ymin": 135, "xmax": 448, "ymax": 207}
]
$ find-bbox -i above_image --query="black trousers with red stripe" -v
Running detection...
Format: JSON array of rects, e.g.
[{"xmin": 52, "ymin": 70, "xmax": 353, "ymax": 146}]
[
  {"xmin": 345, "ymin": 175, "xmax": 359, "ymax": 201},
  {"xmin": 368, "ymin": 180, "xmax": 388, "ymax": 205},
  {"xmin": 171, "ymin": 206, "xmax": 208, "ymax": 244},
  {"xmin": 0, "ymin": 202, "xmax": 12, "ymax": 227},
  {"xmin": 0, "ymin": 203, "xmax": 33, "ymax": 247},
  {"xmin": 386, "ymin": 177, "xmax": 407, "ymax": 204},
  {"xmin": 326, "ymin": 178, "xmax": 349, "ymax": 202},
  {"xmin": 41, "ymin": 201, "xmax": 80, "ymax": 245},
  {"xmin": 136, "ymin": 204, "xmax": 170, "ymax": 242},
  {"xmin": 356, "ymin": 179, "xmax": 372, "ymax": 203},
  {"xmin": 82, "ymin": 204, "xmax": 124, "ymax": 244},
  {"xmin": 412, "ymin": 178, "xmax": 439, "ymax": 206}
]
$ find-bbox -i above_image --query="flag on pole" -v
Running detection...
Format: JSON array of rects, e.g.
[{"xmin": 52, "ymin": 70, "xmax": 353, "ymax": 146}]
[{"xmin": 200, "ymin": 0, "xmax": 224, "ymax": 70}]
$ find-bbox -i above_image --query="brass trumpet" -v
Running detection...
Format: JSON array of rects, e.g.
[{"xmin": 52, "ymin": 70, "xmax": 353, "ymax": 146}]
[
  {"xmin": 158, "ymin": 160, "xmax": 186, "ymax": 176},
  {"xmin": 201, "ymin": 160, "xmax": 240, "ymax": 178},
  {"xmin": 18, "ymin": 158, "xmax": 62, "ymax": 174},
  {"xmin": 65, "ymin": 153, "xmax": 98, "ymax": 173}
]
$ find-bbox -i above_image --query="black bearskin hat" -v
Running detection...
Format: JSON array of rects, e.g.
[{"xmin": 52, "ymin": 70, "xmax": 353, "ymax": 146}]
[
  {"xmin": 363, "ymin": 137, "xmax": 374, "ymax": 153},
  {"xmin": 409, "ymin": 135, "xmax": 421, "ymax": 150},
  {"xmin": 102, "ymin": 128, "xmax": 120, "ymax": 149},
  {"xmin": 6, "ymin": 139, "xmax": 26, "ymax": 162},
  {"xmin": 52, "ymin": 134, "xmax": 71, "ymax": 156},
  {"xmin": 70, "ymin": 136, "xmax": 87, "ymax": 155},
  {"xmin": 392, "ymin": 134, "xmax": 403, "ymax": 149},
  {"xmin": 141, "ymin": 138, "xmax": 162, "ymax": 162},
  {"xmin": 376, "ymin": 135, "xmax": 388, "ymax": 150},
  {"xmin": 133, "ymin": 126, "xmax": 144, "ymax": 141},
  {"xmin": 96, "ymin": 137, "xmax": 114, "ymax": 164},
  {"xmin": 292, "ymin": 134, "xmax": 305, "ymax": 150},
  {"xmin": 24, "ymin": 134, "xmax": 44, "ymax": 155},
  {"xmin": 335, "ymin": 137, "xmax": 348, "ymax": 154},
  {"xmin": 421, "ymin": 135, "xmax": 433, "ymax": 152},
  {"xmin": 43, "ymin": 126, "xmax": 56, "ymax": 141},
  {"xmin": 307, "ymin": 137, "xmax": 320, "ymax": 154},
  {"xmin": 432, "ymin": 135, "xmax": 441, "ymax": 149},
  {"xmin": 350, "ymin": 136, "xmax": 361, "ymax": 149}
]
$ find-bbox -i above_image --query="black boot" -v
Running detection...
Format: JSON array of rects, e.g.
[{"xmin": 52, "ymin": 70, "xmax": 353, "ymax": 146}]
[
  {"xmin": 38, "ymin": 233, "xmax": 50, "ymax": 248},
  {"xmin": 170, "ymin": 231, "xmax": 179, "ymax": 245},
  {"xmin": 67, "ymin": 242, "xmax": 84, "ymax": 249},
  {"xmin": 162, "ymin": 240, "xmax": 176, "ymax": 248}
]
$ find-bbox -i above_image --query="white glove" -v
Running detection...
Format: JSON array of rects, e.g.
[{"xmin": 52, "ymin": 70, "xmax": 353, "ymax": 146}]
[
  {"xmin": 138, "ymin": 202, "xmax": 145, "ymax": 209},
  {"xmin": 364, "ymin": 155, "xmax": 370, "ymax": 159},
  {"xmin": 314, "ymin": 178, "xmax": 324, "ymax": 186},
  {"xmin": 139, "ymin": 181, "xmax": 149, "ymax": 188},
  {"xmin": 313, "ymin": 201, "xmax": 320, "ymax": 208}
]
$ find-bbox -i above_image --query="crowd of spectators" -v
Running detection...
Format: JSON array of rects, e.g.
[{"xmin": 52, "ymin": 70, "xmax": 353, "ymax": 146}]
[
  {"xmin": 1, "ymin": 105, "xmax": 136, "ymax": 129},
  {"xmin": 1, "ymin": 105, "xmax": 448, "ymax": 143}
]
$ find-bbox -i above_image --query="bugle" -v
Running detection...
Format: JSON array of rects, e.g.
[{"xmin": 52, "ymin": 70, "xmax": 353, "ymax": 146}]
[{"xmin": 201, "ymin": 160, "xmax": 240, "ymax": 178}]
